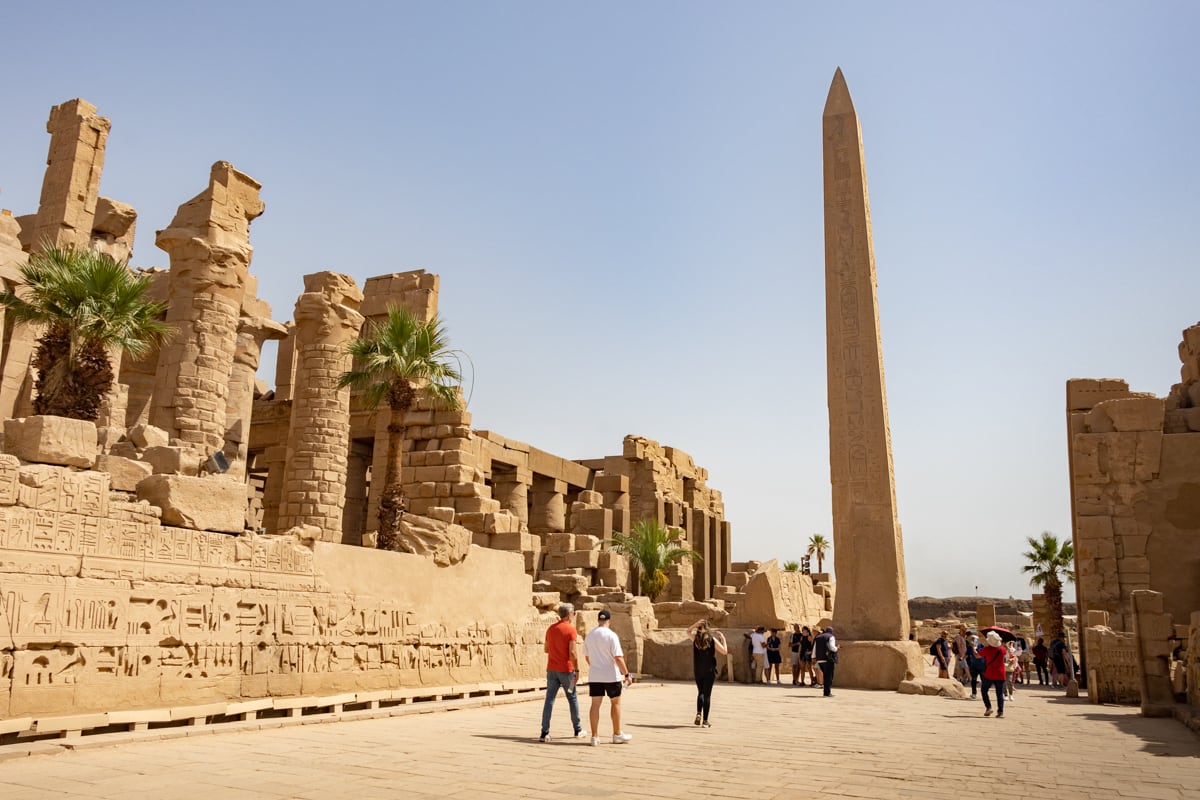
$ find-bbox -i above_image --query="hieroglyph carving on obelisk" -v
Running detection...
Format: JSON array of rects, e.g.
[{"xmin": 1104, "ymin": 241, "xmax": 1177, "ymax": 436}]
[{"xmin": 823, "ymin": 68, "xmax": 910, "ymax": 642}]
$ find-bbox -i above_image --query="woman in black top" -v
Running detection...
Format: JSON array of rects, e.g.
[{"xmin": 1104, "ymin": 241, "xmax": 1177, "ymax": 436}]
[{"xmin": 687, "ymin": 619, "xmax": 728, "ymax": 727}]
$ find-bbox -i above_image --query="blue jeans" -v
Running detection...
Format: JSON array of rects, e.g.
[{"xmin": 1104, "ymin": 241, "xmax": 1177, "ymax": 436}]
[
  {"xmin": 541, "ymin": 670, "xmax": 581, "ymax": 737},
  {"xmin": 981, "ymin": 676, "xmax": 1005, "ymax": 715}
]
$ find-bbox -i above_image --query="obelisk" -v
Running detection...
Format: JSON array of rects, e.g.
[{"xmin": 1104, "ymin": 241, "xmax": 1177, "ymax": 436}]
[{"xmin": 823, "ymin": 68, "xmax": 913, "ymax": 653}]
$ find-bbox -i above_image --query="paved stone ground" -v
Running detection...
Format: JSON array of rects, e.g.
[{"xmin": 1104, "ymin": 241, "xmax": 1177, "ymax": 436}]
[{"xmin": 1, "ymin": 680, "xmax": 1198, "ymax": 799}]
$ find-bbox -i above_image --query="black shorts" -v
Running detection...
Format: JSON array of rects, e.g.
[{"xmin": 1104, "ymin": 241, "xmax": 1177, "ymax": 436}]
[{"xmin": 589, "ymin": 681, "xmax": 624, "ymax": 698}]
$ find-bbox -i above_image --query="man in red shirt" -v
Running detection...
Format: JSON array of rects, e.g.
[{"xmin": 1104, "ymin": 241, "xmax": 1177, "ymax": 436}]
[{"xmin": 540, "ymin": 603, "xmax": 584, "ymax": 742}]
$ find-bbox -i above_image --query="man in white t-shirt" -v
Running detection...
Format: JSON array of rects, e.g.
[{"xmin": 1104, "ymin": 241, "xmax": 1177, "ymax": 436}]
[
  {"xmin": 583, "ymin": 609, "xmax": 634, "ymax": 746},
  {"xmin": 746, "ymin": 626, "xmax": 767, "ymax": 683}
]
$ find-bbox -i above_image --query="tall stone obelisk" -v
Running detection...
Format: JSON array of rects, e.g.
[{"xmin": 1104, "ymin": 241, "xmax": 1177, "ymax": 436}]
[{"xmin": 823, "ymin": 69, "xmax": 917, "ymax": 681}]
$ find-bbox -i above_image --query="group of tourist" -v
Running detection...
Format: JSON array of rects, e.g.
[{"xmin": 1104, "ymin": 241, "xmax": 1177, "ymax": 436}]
[{"xmin": 540, "ymin": 608, "xmax": 841, "ymax": 742}]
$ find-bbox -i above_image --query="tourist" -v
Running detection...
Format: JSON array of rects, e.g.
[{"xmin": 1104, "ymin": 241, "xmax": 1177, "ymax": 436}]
[
  {"xmin": 583, "ymin": 609, "xmax": 634, "ymax": 745},
  {"xmin": 539, "ymin": 602, "xmax": 584, "ymax": 742},
  {"xmin": 1032, "ymin": 637, "xmax": 1050, "ymax": 685},
  {"xmin": 800, "ymin": 626, "xmax": 817, "ymax": 686},
  {"xmin": 687, "ymin": 619, "xmax": 728, "ymax": 727},
  {"xmin": 765, "ymin": 628, "xmax": 783, "ymax": 684},
  {"xmin": 813, "ymin": 626, "xmax": 838, "ymax": 697},
  {"xmin": 931, "ymin": 631, "xmax": 951, "ymax": 679},
  {"xmin": 1004, "ymin": 641, "xmax": 1019, "ymax": 699},
  {"xmin": 953, "ymin": 625, "xmax": 969, "ymax": 685},
  {"xmin": 1049, "ymin": 632, "xmax": 1069, "ymax": 687},
  {"xmin": 789, "ymin": 623, "xmax": 804, "ymax": 685},
  {"xmin": 965, "ymin": 632, "xmax": 983, "ymax": 698},
  {"xmin": 1017, "ymin": 635, "xmax": 1033, "ymax": 684},
  {"xmin": 745, "ymin": 626, "xmax": 767, "ymax": 683},
  {"xmin": 978, "ymin": 631, "xmax": 1007, "ymax": 717}
]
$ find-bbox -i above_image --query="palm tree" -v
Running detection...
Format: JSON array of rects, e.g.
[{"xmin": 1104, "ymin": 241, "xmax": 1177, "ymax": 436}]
[
  {"xmin": 337, "ymin": 305, "xmax": 464, "ymax": 549},
  {"xmin": 0, "ymin": 245, "xmax": 171, "ymax": 421},
  {"xmin": 609, "ymin": 519, "xmax": 702, "ymax": 601},
  {"xmin": 1022, "ymin": 530, "xmax": 1075, "ymax": 638},
  {"xmin": 807, "ymin": 534, "xmax": 830, "ymax": 574}
]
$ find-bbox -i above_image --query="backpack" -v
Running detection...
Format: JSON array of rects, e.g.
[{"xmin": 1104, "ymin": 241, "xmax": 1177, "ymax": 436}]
[{"xmin": 929, "ymin": 641, "xmax": 940, "ymax": 657}]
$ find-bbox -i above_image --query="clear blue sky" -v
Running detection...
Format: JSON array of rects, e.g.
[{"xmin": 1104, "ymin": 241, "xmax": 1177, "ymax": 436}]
[{"xmin": 3, "ymin": 3, "xmax": 1197, "ymax": 600}]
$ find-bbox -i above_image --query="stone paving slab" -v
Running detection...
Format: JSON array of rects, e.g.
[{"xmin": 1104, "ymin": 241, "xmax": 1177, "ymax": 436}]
[{"xmin": 0, "ymin": 681, "xmax": 1197, "ymax": 799}]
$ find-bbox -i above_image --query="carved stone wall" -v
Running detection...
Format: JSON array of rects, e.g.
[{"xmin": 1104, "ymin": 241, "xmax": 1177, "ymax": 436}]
[
  {"xmin": 1068, "ymin": 323, "xmax": 1200, "ymax": 640},
  {"xmin": 0, "ymin": 453, "xmax": 545, "ymax": 718},
  {"xmin": 1084, "ymin": 614, "xmax": 1141, "ymax": 705}
]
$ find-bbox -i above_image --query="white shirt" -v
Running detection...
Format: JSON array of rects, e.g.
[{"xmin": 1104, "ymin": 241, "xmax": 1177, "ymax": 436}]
[
  {"xmin": 750, "ymin": 632, "xmax": 766, "ymax": 654},
  {"xmin": 583, "ymin": 625, "xmax": 625, "ymax": 683}
]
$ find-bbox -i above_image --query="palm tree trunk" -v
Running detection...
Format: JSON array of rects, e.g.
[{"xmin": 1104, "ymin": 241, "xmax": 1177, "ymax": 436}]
[
  {"xmin": 1046, "ymin": 580, "xmax": 1065, "ymax": 639},
  {"xmin": 377, "ymin": 407, "xmax": 407, "ymax": 549},
  {"xmin": 816, "ymin": 552, "xmax": 824, "ymax": 573}
]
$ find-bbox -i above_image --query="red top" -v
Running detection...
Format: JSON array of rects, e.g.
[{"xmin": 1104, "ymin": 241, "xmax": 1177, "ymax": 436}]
[
  {"xmin": 545, "ymin": 619, "xmax": 578, "ymax": 672},
  {"xmin": 980, "ymin": 645, "xmax": 1006, "ymax": 681}
]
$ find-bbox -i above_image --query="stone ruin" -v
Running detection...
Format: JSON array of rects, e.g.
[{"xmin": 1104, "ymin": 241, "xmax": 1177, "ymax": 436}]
[
  {"xmin": 0, "ymin": 98, "xmax": 834, "ymax": 732},
  {"xmin": 1069, "ymin": 322, "xmax": 1200, "ymax": 731}
]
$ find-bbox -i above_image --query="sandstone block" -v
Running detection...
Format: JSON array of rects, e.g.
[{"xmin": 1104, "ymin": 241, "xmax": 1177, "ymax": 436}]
[
  {"xmin": 4, "ymin": 415, "xmax": 96, "ymax": 468},
  {"xmin": 542, "ymin": 553, "xmax": 568, "ymax": 571},
  {"xmin": 544, "ymin": 533, "xmax": 576, "ymax": 553},
  {"xmin": 136, "ymin": 474, "xmax": 246, "ymax": 533},
  {"xmin": 386, "ymin": 514, "xmax": 470, "ymax": 566},
  {"xmin": 577, "ymin": 490, "xmax": 602, "ymax": 507},
  {"xmin": 542, "ymin": 571, "xmax": 589, "ymax": 595},
  {"xmin": 1097, "ymin": 397, "xmax": 1165, "ymax": 432},
  {"xmin": 564, "ymin": 549, "xmax": 601, "ymax": 569},
  {"xmin": 143, "ymin": 445, "xmax": 201, "ymax": 476},
  {"xmin": 95, "ymin": 454, "xmax": 153, "ymax": 491},
  {"xmin": 455, "ymin": 496, "xmax": 499, "ymax": 514},
  {"xmin": 128, "ymin": 423, "xmax": 170, "ymax": 449},
  {"xmin": 427, "ymin": 506, "xmax": 455, "ymax": 524},
  {"xmin": 898, "ymin": 677, "xmax": 968, "ymax": 698}
]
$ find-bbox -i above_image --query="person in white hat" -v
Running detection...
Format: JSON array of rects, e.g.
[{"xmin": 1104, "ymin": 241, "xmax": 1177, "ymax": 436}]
[{"xmin": 979, "ymin": 630, "xmax": 1008, "ymax": 718}]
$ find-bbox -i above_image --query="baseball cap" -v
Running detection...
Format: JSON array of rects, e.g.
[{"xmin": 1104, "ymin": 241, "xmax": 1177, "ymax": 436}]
[{"xmin": 597, "ymin": 609, "xmax": 612, "ymax": 621}]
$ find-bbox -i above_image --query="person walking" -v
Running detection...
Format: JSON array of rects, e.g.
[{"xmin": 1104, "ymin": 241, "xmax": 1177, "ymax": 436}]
[
  {"xmin": 799, "ymin": 626, "xmax": 817, "ymax": 687},
  {"xmin": 687, "ymin": 619, "xmax": 728, "ymax": 727},
  {"xmin": 1050, "ymin": 631, "xmax": 1071, "ymax": 687},
  {"xmin": 1032, "ymin": 637, "xmax": 1050, "ymax": 685},
  {"xmin": 953, "ymin": 625, "xmax": 969, "ymax": 685},
  {"xmin": 765, "ymin": 628, "xmax": 783, "ymax": 684},
  {"xmin": 789, "ymin": 623, "xmax": 804, "ymax": 686},
  {"xmin": 813, "ymin": 626, "xmax": 838, "ymax": 697},
  {"xmin": 745, "ymin": 626, "xmax": 767, "ymax": 683},
  {"xmin": 583, "ymin": 609, "xmax": 634, "ymax": 746},
  {"xmin": 979, "ymin": 630, "xmax": 1007, "ymax": 717},
  {"xmin": 931, "ymin": 631, "xmax": 951, "ymax": 679},
  {"xmin": 539, "ymin": 602, "xmax": 584, "ymax": 742},
  {"xmin": 965, "ymin": 632, "xmax": 983, "ymax": 698}
]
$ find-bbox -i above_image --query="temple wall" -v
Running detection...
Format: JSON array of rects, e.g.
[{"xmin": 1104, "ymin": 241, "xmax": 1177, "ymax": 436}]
[
  {"xmin": 1067, "ymin": 323, "xmax": 1200, "ymax": 641},
  {"xmin": 0, "ymin": 453, "xmax": 546, "ymax": 720}
]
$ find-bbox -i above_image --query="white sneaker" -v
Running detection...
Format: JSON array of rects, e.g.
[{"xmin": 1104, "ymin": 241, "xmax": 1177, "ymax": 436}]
[
  {"xmin": 590, "ymin": 737, "xmax": 601, "ymax": 747},
  {"xmin": 574, "ymin": 730, "xmax": 588, "ymax": 738},
  {"xmin": 612, "ymin": 732, "xmax": 633, "ymax": 744}
]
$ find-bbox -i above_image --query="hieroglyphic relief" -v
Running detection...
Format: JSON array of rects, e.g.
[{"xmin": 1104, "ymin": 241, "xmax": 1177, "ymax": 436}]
[{"xmin": 1085, "ymin": 626, "xmax": 1140, "ymax": 704}]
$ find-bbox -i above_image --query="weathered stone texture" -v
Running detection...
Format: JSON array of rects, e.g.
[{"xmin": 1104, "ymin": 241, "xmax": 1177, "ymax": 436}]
[
  {"xmin": 136, "ymin": 474, "xmax": 247, "ymax": 533},
  {"xmin": 3, "ymin": 415, "xmax": 97, "ymax": 468}
]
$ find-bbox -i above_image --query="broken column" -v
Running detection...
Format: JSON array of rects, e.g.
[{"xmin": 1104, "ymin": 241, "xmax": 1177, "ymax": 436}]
[
  {"xmin": 28, "ymin": 99, "xmax": 110, "ymax": 250},
  {"xmin": 822, "ymin": 68, "xmax": 921, "ymax": 687},
  {"xmin": 275, "ymin": 272, "xmax": 364, "ymax": 541},
  {"xmin": 150, "ymin": 162, "xmax": 264, "ymax": 461}
]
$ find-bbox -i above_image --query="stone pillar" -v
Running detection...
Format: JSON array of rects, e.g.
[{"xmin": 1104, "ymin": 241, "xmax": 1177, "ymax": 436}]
[
  {"xmin": 594, "ymin": 473, "xmax": 629, "ymax": 536},
  {"xmin": 692, "ymin": 507, "xmax": 713, "ymax": 601},
  {"xmin": 530, "ymin": 476, "xmax": 566, "ymax": 534},
  {"xmin": 151, "ymin": 162, "xmax": 264, "ymax": 458},
  {"xmin": 492, "ymin": 466, "xmax": 531, "ymax": 525},
  {"xmin": 976, "ymin": 604, "xmax": 997, "ymax": 629},
  {"xmin": 29, "ymin": 99, "xmax": 109, "ymax": 250},
  {"xmin": 1132, "ymin": 590, "xmax": 1175, "ymax": 714},
  {"xmin": 0, "ymin": 213, "xmax": 34, "ymax": 419},
  {"xmin": 276, "ymin": 272, "xmax": 364, "ymax": 541},
  {"xmin": 260, "ymin": 444, "xmax": 288, "ymax": 534},
  {"xmin": 823, "ymin": 68, "xmax": 911, "ymax": 642},
  {"xmin": 224, "ymin": 316, "xmax": 287, "ymax": 477}
]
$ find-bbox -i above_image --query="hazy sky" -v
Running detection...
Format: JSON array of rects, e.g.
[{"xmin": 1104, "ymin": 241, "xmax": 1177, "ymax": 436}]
[{"xmin": 3, "ymin": 3, "xmax": 1197, "ymax": 600}]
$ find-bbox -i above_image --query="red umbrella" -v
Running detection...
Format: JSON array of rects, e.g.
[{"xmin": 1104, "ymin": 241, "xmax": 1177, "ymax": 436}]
[{"xmin": 978, "ymin": 625, "xmax": 1016, "ymax": 643}]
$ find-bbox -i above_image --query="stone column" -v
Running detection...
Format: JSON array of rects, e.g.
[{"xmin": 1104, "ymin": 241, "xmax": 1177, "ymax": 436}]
[
  {"xmin": 276, "ymin": 272, "xmax": 364, "ymax": 541},
  {"xmin": 151, "ymin": 162, "xmax": 264, "ymax": 458},
  {"xmin": 0, "ymin": 213, "xmax": 34, "ymax": 419},
  {"xmin": 492, "ymin": 466, "xmax": 531, "ymax": 525},
  {"xmin": 29, "ymin": 99, "xmax": 110, "ymax": 250},
  {"xmin": 529, "ymin": 476, "xmax": 566, "ymax": 534},
  {"xmin": 224, "ymin": 315, "xmax": 287, "ymax": 477}
]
